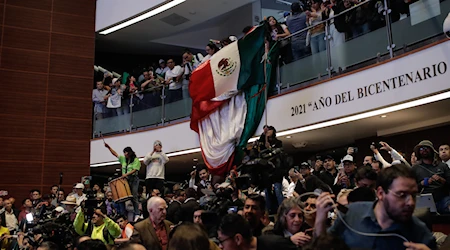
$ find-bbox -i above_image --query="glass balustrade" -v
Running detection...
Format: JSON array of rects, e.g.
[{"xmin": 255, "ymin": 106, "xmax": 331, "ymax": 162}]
[{"xmin": 92, "ymin": 0, "xmax": 449, "ymax": 138}]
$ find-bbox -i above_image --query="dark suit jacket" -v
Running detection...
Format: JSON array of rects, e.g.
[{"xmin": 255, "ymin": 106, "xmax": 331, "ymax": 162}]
[
  {"xmin": 131, "ymin": 219, "xmax": 173, "ymax": 250},
  {"xmin": 167, "ymin": 200, "xmax": 182, "ymax": 224},
  {"xmin": 195, "ymin": 175, "xmax": 224, "ymax": 197},
  {"xmin": 180, "ymin": 199, "xmax": 199, "ymax": 223}
]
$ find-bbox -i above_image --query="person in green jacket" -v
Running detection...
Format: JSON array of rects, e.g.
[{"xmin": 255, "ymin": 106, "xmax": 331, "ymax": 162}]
[{"xmin": 74, "ymin": 208, "xmax": 121, "ymax": 246}]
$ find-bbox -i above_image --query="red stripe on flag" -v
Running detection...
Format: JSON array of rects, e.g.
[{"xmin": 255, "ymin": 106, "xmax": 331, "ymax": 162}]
[
  {"xmin": 190, "ymin": 99, "xmax": 227, "ymax": 132},
  {"xmin": 189, "ymin": 59, "xmax": 215, "ymax": 105},
  {"xmin": 201, "ymin": 149, "xmax": 235, "ymax": 176}
]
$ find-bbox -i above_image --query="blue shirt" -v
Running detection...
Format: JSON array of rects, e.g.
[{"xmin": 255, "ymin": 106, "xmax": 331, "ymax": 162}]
[
  {"xmin": 286, "ymin": 12, "xmax": 307, "ymax": 41},
  {"xmin": 328, "ymin": 201, "xmax": 436, "ymax": 250}
]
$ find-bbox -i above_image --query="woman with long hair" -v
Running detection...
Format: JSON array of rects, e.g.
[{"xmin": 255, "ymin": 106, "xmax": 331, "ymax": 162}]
[
  {"xmin": 105, "ymin": 143, "xmax": 141, "ymax": 221},
  {"xmin": 201, "ymin": 43, "xmax": 219, "ymax": 64},
  {"xmin": 270, "ymin": 198, "xmax": 312, "ymax": 247}
]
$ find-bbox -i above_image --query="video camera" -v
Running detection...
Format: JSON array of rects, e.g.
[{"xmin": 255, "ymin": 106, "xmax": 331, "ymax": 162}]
[{"xmin": 236, "ymin": 147, "xmax": 285, "ymax": 191}]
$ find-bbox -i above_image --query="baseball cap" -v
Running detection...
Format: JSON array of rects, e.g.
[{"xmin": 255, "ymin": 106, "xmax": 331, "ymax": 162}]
[
  {"xmin": 154, "ymin": 140, "xmax": 162, "ymax": 146},
  {"xmin": 299, "ymin": 162, "xmax": 311, "ymax": 169},
  {"xmin": 54, "ymin": 206, "xmax": 64, "ymax": 213},
  {"xmin": 75, "ymin": 183, "xmax": 85, "ymax": 189},
  {"xmin": 342, "ymin": 155, "xmax": 354, "ymax": 163},
  {"xmin": 159, "ymin": 59, "xmax": 165, "ymax": 64},
  {"xmin": 324, "ymin": 155, "xmax": 335, "ymax": 161}
]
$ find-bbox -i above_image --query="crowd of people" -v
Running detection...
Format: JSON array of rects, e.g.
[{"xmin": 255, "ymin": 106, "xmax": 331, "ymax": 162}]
[
  {"xmin": 275, "ymin": 0, "xmax": 413, "ymax": 64},
  {"xmin": 1, "ymin": 123, "xmax": 450, "ymax": 249}
]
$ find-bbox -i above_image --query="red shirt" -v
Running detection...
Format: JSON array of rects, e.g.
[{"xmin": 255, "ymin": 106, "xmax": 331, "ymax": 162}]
[{"xmin": 151, "ymin": 218, "xmax": 168, "ymax": 250}]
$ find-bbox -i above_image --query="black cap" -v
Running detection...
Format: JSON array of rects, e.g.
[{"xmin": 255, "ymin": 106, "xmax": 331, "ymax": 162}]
[
  {"xmin": 300, "ymin": 162, "xmax": 311, "ymax": 169},
  {"xmin": 324, "ymin": 155, "xmax": 334, "ymax": 160}
]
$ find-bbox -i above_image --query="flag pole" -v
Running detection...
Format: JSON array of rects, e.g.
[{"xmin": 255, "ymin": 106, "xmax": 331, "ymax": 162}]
[{"xmin": 264, "ymin": 40, "xmax": 269, "ymax": 127}]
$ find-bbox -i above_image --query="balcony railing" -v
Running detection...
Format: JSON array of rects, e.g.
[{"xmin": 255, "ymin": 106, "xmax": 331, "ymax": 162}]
[{"xmin": 93, "ymin": 0, "xmax": 450, "ymax": 138}]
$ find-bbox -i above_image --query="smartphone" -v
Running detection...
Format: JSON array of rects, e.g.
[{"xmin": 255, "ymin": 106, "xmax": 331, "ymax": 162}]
[
  {"xmin": 26, "ymin": 213, "xmax": 33, "ymax": 223},
  {"xmin": 305, "ymin": 228, "xmax": 314, "ymax": 237},
  {"xmin": 228, "ymin": 206, "xmax": 238, "ymax": 213}
]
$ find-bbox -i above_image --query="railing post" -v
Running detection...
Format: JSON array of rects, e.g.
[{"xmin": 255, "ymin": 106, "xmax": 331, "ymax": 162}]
[
  {"xmin": 161, "ymin": 85, "xmax": 166, "ymax": 126},
  {"xmin": 276, "ymin": 55, "xmax": 281, "ymax": 94},
  {"xmin": 129, "ymin": 93, "xmax": 134, "ymax": 132},
  {"xmin": 384, "ymin": 0, "xmax": 395, "ymax": 58},
  {"xmin": 325, "ymin": 20, "xmax": 333, "ymax": 78}
]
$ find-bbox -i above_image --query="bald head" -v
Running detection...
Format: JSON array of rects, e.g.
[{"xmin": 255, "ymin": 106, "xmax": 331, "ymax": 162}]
[{"xmin": 147, "ymin": 197, "xmax": 167, "ymax": 224}]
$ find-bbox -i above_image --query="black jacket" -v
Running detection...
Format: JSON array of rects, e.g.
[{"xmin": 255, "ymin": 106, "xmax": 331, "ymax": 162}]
[
  {"xmin": 167, "ymin": 200, "xmax": 182, "ymax": 224},
  {"xmin": 180, "ymin": 199, "xmax": 199, "ymax": 223}
]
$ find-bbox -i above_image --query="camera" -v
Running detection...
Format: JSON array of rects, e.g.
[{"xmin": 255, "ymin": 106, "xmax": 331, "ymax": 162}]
[{"xmin": 371, "ymin": 142, "xmax": 383, "ymax": 150}]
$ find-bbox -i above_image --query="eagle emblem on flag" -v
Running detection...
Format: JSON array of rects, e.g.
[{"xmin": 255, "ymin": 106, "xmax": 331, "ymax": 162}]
[{"xmin": 216, "ymin": 58, "xmax": 237, "ymax": 77}]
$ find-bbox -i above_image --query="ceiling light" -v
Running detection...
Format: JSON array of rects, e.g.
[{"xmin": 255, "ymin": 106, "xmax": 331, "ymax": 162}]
[
  {"xmin": 286, "ymin": 136, "xmax": 292, "ymax": 139},
  {"xmin": 380, "ymin": 115, "xmax": 387, "ymax": 118},
  {"xmin": 115, "ymin": 169, "xmax": 120, "ymax": 171},
  {"xmin": 99, "ymin": 0, "xmax": 186, "ymax": 35},
  {"xmin": 166, "ymin": 148, "xmax": 202, "ymax": 157}
]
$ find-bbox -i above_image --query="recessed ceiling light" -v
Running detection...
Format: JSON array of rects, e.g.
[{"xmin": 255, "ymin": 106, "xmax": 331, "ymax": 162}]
[
  {"xmin": 381, "ymin": 115, "xmax": 387, "ymax": 118},
  {"xmin": 115, "ymin": 169, "xmax": 120, "ymax": 171},
  {"xmin": 286, "ymin": 136, "xmax": 292, "ymax": 139},
  {"xmin": 99, "ymin": 0, "xmax": 186, "ymax": 35}
]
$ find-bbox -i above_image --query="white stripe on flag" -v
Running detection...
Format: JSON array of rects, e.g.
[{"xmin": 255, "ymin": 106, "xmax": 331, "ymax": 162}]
[
  {"xmin": 210, "ymin": 41, "xmax": 241, "ymax": 99},
  {"xmin": 198, "ymin": 93, "xmax": 247, "ymax": 168}
]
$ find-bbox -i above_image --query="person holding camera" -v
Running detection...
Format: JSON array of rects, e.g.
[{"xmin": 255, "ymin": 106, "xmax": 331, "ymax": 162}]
[{"xmin": 73, "ymin": 207, "xmax": 121, "ymax": 246}]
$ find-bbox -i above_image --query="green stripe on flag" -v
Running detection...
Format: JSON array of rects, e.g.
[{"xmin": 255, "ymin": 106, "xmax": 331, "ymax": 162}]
[{"xmin": 234, "ymin": 24, "xmax": 279, "ymax": 164}]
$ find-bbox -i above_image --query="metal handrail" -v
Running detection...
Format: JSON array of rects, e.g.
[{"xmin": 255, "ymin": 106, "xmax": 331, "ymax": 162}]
[{"xmin": 281, "ymin": 0, "xmax": 371, "ymax": 40}]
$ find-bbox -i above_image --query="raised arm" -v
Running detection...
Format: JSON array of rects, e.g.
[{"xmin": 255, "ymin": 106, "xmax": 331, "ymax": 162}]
[{"xmin": 104, "ymin": 143, "xmax": 119, "ymax": 158}]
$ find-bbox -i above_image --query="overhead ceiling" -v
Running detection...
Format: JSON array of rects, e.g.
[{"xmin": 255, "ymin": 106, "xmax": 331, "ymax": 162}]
[
  {"xmin": 91, "ymin": 98, "xmax": 450, "ymax": 180},
  {"xmin": 96, "ymin": 0, "xmax": 256, "ymax": 55}
]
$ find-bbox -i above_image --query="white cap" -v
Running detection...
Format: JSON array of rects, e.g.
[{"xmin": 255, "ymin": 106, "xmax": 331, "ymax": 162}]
[
  {"xmin": 159, "ymin": 59, "xmax": 165, "ymax": 64},
  {"xmin": 342, "ymin": 155, "xmax": 354, "ymax": 163},
  {"xmin": 54, "ymin": 206, "xmax": 64, "ymax": 213},
  {"xmin": 112, "ymin": 78, "xmax": 119, "ymax": 84},
  {"xmin": 75, "ymin": 183, "xmax": 85, "ymax": 189}
]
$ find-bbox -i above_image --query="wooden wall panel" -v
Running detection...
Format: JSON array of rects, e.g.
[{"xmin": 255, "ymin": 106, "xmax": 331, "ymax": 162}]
[
  {"xmin": 0, "ymin": 0, "xmax": 94, "ymax": 207},
  {"xmin": 1, "ymin": 162, "xmax": 43, "ymax": 185},
  {"xmin": 0, "ymin": 115, "xmax": 45, "ymax": 139},
  {"xmin": 48, "ymin": 75, "xmax": 93, "ymax": 99},
  {"xmin": 0, "ymin": 92, "xmax": 46, "ymax": 116},
  {"xmin": 6, "ymin": 0, "xmax": 52, "ymax": 11},
  {"xmin": 51, "ymin": 34, "xmax": 95, "ymax": 57},
  {"xmin": 44, "ymin": 140, "xmax": 90, "ymax": 164},
  {"xmin": 0, "ymin": 70, "xmax": 48, "ymax": 95},
  {"xmin": 4, "ymin": 6, "xmax": 51, "ymax": 31},
  {"xmin": 49, "ymin": 54, "xmax": 94, "ymax": 77},
  {"xmin": 52, "ymin": 13, "xmax": 95, "ymax": 37},
  {"xmin": 53, "ymin": 0, "xmax": 96, "ymax": 18},
  {"xmin": 46, "ymin": 96, "xmax": 93, "ymax": 120},
  {"xmin": 1, "ymin": 48, "xmax": 49, "ymax": 73},
  {"xmin": 0, "ymin": 138, "xmax": 43, "ymax": 162},
  {"xmin": 3, "ymin": 27, "xmax": 50, "ymax": 51},
  {"xmin": 45, "ymin": 118, "xmax": 92, "ymax": 141}
]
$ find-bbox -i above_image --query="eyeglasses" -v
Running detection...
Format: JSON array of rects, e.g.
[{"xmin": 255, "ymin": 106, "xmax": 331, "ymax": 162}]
[
  {"xmin": 419, "ymin": 147, "xmax": 429, "ymax": 151},
  {"xmin": 388, "ymin": 189, "xmax": 417, "ymax": 202},
  {"xmin": 218, "ymin": 237, "xmax": 232, "ymax": 245}
]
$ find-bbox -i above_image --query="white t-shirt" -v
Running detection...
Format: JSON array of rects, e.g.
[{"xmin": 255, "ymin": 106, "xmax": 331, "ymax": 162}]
[
  {"xmin": 165, "ymin": 65, "xmax": 183, "ymax": 90},
  {"xmin": 143, "ymin": 152, "xmax": 169, "ymax": 179},
  {"xmin": 155, "ymin": 66, "xmax": 169, "ymax": 76}
]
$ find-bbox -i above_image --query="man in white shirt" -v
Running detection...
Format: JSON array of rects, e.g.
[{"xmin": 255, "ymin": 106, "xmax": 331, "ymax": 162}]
[
  {"xmin": 2, "ymin": 200, "xmax": 18, "ymax": 233},
  {"xmin": 155, "ymin": 59, "xmax": 169, "ymax": 78},
  {"xmin": 73, "ymin": 183, "xmax": 87, "ymax": 206},
  {"xmin": 164, "ymin": 59, "xmax": 183, "ymax": 103},
  {"xmin": 439, "ymin": 143, "xmax": 450, "ymax": 168}
]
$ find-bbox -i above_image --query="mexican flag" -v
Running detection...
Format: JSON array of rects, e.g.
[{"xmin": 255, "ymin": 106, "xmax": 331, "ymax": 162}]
[{"xmin": 189, "ymin": 24, "xmax": 278, "ymax": 175}]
